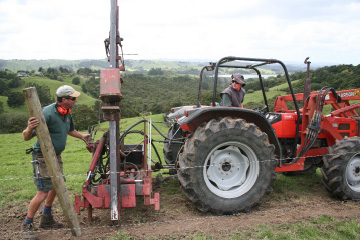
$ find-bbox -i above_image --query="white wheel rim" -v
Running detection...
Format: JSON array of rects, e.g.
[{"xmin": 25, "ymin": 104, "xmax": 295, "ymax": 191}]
[
  {"xmin": 346, "ymin": 154, "xmax": 360, "ymax": 192},
  {"xmin": 203, "ymin": 141, "xmax": 259, "ymax": 198}
]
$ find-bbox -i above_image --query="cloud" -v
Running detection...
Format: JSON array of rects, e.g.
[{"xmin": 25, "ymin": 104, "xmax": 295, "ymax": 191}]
[{"xmin": 0, "ymin": 0, "xmax": 359, "ymax": 64}]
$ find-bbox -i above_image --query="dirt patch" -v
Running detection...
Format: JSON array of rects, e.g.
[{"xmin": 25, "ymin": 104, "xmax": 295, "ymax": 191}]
[{"xmin": 1, "ymin": 178, "xmax": 359, "ymax": 240}]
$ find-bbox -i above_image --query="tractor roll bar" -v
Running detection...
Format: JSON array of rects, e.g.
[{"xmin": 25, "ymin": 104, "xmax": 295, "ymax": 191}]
[{"xmin": 212, "ymin": 56, "xmax": 300, "ymax": 158}]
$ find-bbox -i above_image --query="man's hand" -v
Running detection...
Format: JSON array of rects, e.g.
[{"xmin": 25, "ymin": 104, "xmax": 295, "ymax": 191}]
[
  {"xmin": 28, "ymin": 117, "xmax": 39, "ymax": 129},
  {"xmin": 23, "ymin": 117, "xmax": 39, "ymax": 141},
  {"xmin": 81, "ymin": 134, "xmax": 91, "ymax": 144},
  {"xmin": 68, "ymin": 130, "xmax": 91, "ymax": 144}
]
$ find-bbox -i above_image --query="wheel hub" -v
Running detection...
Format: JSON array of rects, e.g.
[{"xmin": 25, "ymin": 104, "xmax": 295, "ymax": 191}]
[
  {"xmin": 204, "ymin": 142, "xmax": 259, "ymax": 198},
  {"xmin": 221, "ymin": 161, "xmax": 232, "ymax": 172}
]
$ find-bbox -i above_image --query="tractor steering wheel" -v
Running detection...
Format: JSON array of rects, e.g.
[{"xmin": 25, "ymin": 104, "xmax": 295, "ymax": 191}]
[{"xmin": 252, "ymin": 105, "xmax": 267, "ymax": 114}]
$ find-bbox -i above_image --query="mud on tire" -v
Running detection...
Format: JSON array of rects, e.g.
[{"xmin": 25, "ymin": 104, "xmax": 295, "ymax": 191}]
[
  {"xmin": 321, "ymin": 136, "xmax": 360, "ymax": 200},
  {"xmin": 178, "ymin": 117, "xmax": 277, "ymax": 215}
]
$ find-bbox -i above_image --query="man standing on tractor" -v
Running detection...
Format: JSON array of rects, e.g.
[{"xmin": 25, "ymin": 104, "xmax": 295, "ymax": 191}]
[
  {"xmin": 220, "ymin": 73, "xmax": 246, "ymax": 107},
  {"xmin": 21, "ymin": 85, "xmax": 90, "ymax": 239}
]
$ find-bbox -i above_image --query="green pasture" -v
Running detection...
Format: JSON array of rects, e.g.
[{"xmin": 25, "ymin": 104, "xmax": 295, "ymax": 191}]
[
  {"xmin": 0, "ymin": 76, "xmax": 96, "ymax": 115},
  {"xmin": 244, "ymin": 79, "xmax": 300, "ymax": 105},
  {"xmin": 0, "ymin": 113, "xmax": 168, "ymax": 208},
  {"xmin": 1, "ymin": 112, "xmax": 359, "ymax": 239}
]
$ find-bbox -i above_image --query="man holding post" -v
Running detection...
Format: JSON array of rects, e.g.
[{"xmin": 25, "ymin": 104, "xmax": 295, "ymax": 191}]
[{"xmin": 21, "ymin": 85, "xmax": 89, "ymax": 239}]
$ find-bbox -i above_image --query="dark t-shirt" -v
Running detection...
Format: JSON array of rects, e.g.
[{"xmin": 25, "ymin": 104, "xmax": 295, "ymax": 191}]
[{"xmin": 33, "ymin": 103, "xmax": 74, "ymax": 155}]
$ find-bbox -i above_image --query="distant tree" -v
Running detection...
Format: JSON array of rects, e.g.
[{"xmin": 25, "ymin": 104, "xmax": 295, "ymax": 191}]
[
  {"xmin": 0, "ymin": 78, "xmax": 9, "ymax": 95},
  {"xmin": 81, "ymin": 83, "xmax": 87, "ymax": 93},
  {"xmin": 59, "ymin": 66, "xmax": 70, "ymax": 74},
  {"xmin": 7, "ymin": 92, "xmax": 25, "ymax": 108},
  {"xmin": 201, "ymin": 81, "xmax": 210, "ymax": 90},
  {"xmin": 0, "ymin": 101, "xmax": 4, "ymax": 114},
  {"xmin": 25, "ymin": 83, "xmax": 54, "ymax": 106},
  {"xmin": 173, "ymin": 75, "xmax": 192, "ymax": 82},
  {"xmin": 83, "ymin": 76, "xmax": 100, "ymax": 98},
  {"xmin": 71, "ymin": 104, "xmax": 99, "ymax": 130},
  {"xmin": 77, "ymin": 68, "xmax": 93, "ymax": 75},
  {"xmin": 72, "ymin": 76, "xmax": 81, "ymax": 85},
  {"xmin": 93, "ymin": 100, "xmax": 103, "ymax": 123},
  {"xmin": 8, "ymin": 75, "xmax": 22, "ymax": 88},
  {"xmin": 149, "ymin": 103, "xmax": 163, "ymax": 114},
  {"xmin": 120, "ymin": 105, "xmax": 140, "ymax": 118},
  {"xmin": 148, "ymin": 68, "xmax": 163, "ymax": 75},
  {"xmin": 47, "ymin": 67, "xmax": 57, "ymax": 74}
]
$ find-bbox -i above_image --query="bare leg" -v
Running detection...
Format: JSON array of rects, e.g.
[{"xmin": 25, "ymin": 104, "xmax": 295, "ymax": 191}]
[
  {"xmin": 26, "ymin": 191, "xmax": 49, "ymax": 218},
  {"xmin": 44, "ymin": 189, "xmax": 57, "ymax": 207}
]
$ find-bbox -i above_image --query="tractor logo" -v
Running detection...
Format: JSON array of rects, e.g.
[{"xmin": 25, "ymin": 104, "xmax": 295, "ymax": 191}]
[
  {"xmin": 355, "ymin": 90, "xmax": 360, "ymax": 96},
  {"xmin": 340, "ymin": 91, "xmax": 358, "ymax": 98}
]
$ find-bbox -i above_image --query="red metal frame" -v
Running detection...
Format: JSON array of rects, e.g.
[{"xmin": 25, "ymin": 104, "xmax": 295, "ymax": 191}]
[
  {"xmin": 75, "ymin": 137, "xmax": 160, "ymax": 221},
  {"xmin": 274, "ymin": 88, "xmax": 360, "ymax": 172}
]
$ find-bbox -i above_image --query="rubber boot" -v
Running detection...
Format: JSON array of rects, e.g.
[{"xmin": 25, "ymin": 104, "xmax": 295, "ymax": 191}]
[
  {"xmin": 39, "ymin": 214, "xmax": 64, "ymax": 229},
  {"xmin": 21, "ymin": 222, "xmax": 38, "ymax": 240}
]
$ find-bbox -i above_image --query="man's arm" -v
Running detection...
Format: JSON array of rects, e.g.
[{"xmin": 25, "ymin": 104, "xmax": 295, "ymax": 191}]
[
  {"xmin": 68, "ymin": 130, "xmax": 90, "ymax": 143},
  {"xmin": 221, "ymin": 93, "xmax": 232, "ymax": 107},
  {"xmin": 22, "ymin": 117, "xmax": 39, "ymax": 141}
]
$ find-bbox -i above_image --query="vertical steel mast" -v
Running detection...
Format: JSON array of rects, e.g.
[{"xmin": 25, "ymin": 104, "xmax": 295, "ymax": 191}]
[
  {"xmin": 101, "ymin": 0, "xmax": 124, "ymax": 220},
  {"xmin": 109, "ymin": 0, "xmax": 118, "ymax": 222},
  {"xmin": 74, "ymin": 0, "xmax": 159, "ymax": 222}
]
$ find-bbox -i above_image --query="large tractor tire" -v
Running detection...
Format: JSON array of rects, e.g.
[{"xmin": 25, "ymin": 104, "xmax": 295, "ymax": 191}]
[
  {"xmin": 163, "ymin": 123, "xmax": 184, "ymax": 164},
  {"xmin": 321, "ymin": 137, "xmax": 360, "ymax": 200},
  {"xmin": 178, "ymin": 117, "xmax": 277, "ymax": 215}
]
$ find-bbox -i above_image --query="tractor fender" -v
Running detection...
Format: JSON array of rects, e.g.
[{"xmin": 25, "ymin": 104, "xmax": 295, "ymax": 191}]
[{"xmin": 177, "ymin": 107, "xmax": 282, "ymax": 159}]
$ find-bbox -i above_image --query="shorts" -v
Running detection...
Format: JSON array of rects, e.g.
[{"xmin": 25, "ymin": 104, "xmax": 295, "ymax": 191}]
[{"xmin": 32, "ymin": 154, "xmax": 65, "ymax": 192}]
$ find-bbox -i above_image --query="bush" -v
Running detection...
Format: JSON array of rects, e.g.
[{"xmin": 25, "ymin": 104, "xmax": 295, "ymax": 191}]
[
  {"xmin": 83, "ymin": 76, "xmax": 99, "ymax": 98},
  {"xmin": 148, "ymin": 68, "xmax": 163, "ymax": 75},
  {"xmin": 0, "ymin": 101, "xmax": 3, "ymax": 114},
  {"xmin": 71, "ymin": 104, "xmax": 99, "ymax": 130},
  {"xmin": 25, "ymin": 83, "xmax": 54, "ymax": 106},
  {"xmin": 72, "ymin": 76, "xmax": 81, "ymax": 85},
  {"xmin": 7, "ymin": 92, "xmax": 25, "ymax": 108},
  {"xmin": 0, "ymin": 113, "xmax": 29, "ymax": 133}
]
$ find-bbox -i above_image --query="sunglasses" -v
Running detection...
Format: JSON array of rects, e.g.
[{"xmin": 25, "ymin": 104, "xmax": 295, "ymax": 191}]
[
  {"xmin": 232, "ymin": 80, "xmax": 239, "ymax": 84},
  {"xmin": 65, "ymin": 97, "xmax": 77, "ymax": 101}
]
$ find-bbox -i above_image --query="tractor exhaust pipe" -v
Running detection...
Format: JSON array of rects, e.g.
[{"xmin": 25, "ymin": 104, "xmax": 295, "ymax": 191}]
[{"xmin": 303, "ymin": 57, "xmax": 311, "ymax": 106}]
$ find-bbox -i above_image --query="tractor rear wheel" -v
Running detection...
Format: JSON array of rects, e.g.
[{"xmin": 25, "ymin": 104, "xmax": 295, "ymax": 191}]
[
  {"xmin": 178, "ymin": 117, "xmax": 277, "ymax": 215},
  {"xmin": 321, "ymin": 137, "xmax": 360, "ymax": 200}
]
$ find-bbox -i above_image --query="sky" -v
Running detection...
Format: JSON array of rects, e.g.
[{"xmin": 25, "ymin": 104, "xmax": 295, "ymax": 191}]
[{"xmin": 0, "ymin": 0, "xmax": 360, "ymax": 65}]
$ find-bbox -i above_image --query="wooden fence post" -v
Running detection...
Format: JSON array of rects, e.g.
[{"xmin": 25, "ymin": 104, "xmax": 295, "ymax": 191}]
[{"xmin": 23, "ymin": 87, "xmax": 81, "ymax": 237}]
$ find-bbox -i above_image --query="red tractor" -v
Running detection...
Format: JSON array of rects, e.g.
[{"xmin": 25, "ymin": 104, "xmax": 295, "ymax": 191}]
[{"xmin": 164, "ymin": 56, "xmax": 360, "ymax": 215}]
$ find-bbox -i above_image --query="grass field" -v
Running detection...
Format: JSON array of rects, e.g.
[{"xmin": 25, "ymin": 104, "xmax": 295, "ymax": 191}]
[
  {"xmin": 0, "ymin": 113, "xmax": 167, "ymax": 208},
  {"xmin": 0, "ymin": 113, "xmax": 359, "ymax": 239}
]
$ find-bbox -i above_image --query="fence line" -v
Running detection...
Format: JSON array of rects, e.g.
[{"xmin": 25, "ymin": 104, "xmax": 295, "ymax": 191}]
[{"xmin": 0, "ymin": 151, "xmax": 356, "ymax": 182}]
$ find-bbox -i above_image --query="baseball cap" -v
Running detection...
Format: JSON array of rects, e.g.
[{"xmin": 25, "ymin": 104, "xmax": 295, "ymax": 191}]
[
  {"xmin": 56, "ymin": 85, "xmax": 81, "ymax": 98},
  {"xmin": 231, "ymin": 73, "xmax": 246, "ymax": 86}
]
